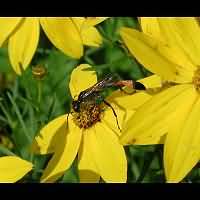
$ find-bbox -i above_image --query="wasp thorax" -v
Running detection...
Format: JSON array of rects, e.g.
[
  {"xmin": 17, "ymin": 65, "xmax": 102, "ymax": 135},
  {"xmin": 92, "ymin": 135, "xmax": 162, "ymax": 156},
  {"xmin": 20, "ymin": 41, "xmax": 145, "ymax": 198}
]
[
  {"xmin": 193, "ymin": 67, "xmax": 200, "ymax": 93},
  {"xmin": 72, "ymin": 103, "xmax": 102, "ymax": 129}
]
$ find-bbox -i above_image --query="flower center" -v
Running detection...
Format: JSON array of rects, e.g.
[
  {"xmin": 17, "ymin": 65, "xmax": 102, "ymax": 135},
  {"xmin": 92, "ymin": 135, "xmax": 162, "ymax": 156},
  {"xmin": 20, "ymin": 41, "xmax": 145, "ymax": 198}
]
[
  {"xmin": 192, "ymin": 67, "xmax": 200, "ymax": 93},
  {"xmin": 71, "ymin": 102, "xmax": 103, "ymax": 129}
]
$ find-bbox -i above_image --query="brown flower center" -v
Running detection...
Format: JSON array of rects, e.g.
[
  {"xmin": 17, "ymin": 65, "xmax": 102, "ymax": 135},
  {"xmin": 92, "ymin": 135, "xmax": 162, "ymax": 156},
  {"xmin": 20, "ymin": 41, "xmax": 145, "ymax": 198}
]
[
  {"xmin": 71, "ymin": 102, "xmax": 104, "ymax": 129},
  {"xmin": 192, "ymin": 67, "xmax": 200, "ymax": 93}
]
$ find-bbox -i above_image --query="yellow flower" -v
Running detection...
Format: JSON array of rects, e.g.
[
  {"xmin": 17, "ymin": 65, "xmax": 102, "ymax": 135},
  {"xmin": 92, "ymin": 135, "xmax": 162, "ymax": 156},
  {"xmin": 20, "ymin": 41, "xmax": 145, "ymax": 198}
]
[
  {"xmin": 0, "ymin": 156, "xmax": 33, "ymax": 183},
  {"xmin": 0, "ymin": 17, "xmax": 107, "ymax": 75},
  {"xmin": 32, "ymin": 64, "xmax": 156, "ymax": 183},
  {"xmin": 120, "ymin": 17, "xmax": 200, "ymax": 182}
]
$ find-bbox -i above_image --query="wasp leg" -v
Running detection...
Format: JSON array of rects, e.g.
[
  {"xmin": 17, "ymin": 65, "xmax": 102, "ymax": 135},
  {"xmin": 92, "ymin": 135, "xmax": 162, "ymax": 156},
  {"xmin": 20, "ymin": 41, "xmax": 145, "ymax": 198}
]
[
  {"xmin": 67, "ymin": 113, "xmax": 70, "ymax": 130},
  {"xmin": 103, "ymin": 100, "xmax": 121, "ymax": 132}
]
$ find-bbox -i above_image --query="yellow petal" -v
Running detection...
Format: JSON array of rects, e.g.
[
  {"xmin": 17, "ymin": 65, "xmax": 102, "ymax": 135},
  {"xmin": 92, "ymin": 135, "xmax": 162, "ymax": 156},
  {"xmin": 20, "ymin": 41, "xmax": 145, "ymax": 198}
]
[
  {"xmin": 41, "ymin": 115, "xmax": 82, "ymax": 183},
  {"xmin": 120, "ymin": 27, "xmax": 178, "ymax": 81},
  {"xmin": 40, "ymin": 17, "xmax": 83, "ymax": 59},
  {"xmin": 32, "ymin": 115, "xmax": 67, "ymax": 154},
  {"xmin": 69, "ymin": 64, "xmax": 97, "ymax": 98},
  {"xmin": 164, "ymin": 88, "xmax": 200, "ymax": 182},
  {"xmin": 120, "ymin": 84, "xmax": 192, "ymax": 145},
  {"xmin": 158, "ymin": 17, "xmax": 200, "ymax": 67},
  {"xmin": 102, "ymin": 101, "xmax": 125, "ymax": 136},
  {"xmin": 0, "ymin": 156, "xmax": 33, "ymax": 183},
  {"xmin": 87, "ymin": 122, "xmax": 127, "ymax": 183},
  {"xmin": 78, "ymin": 133, "xmax": 100, "ymax": 183},
  {"xmin": 140, "ymin": 17, "xmax": 164, "ymax": 42},
  {"xmin": 138, "ymin": 74, "xmax": 162, "ymax": 88},
  {"xmin": 0, "ymin": 17, "xmax": 22, "ymax": 46},
  {"xmin": 71, "ymin": 18, "xmax": 102, "ymax": 47},
  {"xmin": 107, "ymin": 90, "xmax": 152, "ymax": 111},
  {"xmin": 84, "ymin": 17, "xmax": 108, "ymax": 27},
  {"xmin": 8, "ymin": 18, "xmax": 39, "ymax": 75},
  {"xmin": 82, "ymin": 26, "xmax": 102, "ymax": 47}
]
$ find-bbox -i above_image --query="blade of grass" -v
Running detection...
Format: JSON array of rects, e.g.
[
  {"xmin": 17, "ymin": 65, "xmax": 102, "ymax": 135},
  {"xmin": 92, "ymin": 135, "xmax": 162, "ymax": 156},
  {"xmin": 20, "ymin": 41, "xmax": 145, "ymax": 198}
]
[{"xmin": 7, "ymin": 92, "xmax": 32, "ymax": 144}]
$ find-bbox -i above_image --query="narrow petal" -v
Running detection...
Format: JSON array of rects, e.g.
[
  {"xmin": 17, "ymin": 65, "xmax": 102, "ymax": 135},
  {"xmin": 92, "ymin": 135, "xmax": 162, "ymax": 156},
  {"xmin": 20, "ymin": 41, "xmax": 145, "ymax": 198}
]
[
  {"xmin": 107, "ymin": 91, "xmax": 152, "ymax": 111},
  {"xmin": 40, "ymin": 17, "xmax": 83, "ymax": 59},
  {"xmin": 8, "ymin": 18, "xmax": 40, "ymax": 75},
  {"xmin": 81, "ymin": 27, "xmax": 102, "ymax": 47},
  {"xmin": 158, "ymin": 17, "xmax": 200, "ymax": 67},
  {"xmin": 164, "ymin": 88, "xmax": 200, "ymax": 182},
  {"xmin": 71, "ymin": 18, "xmax": 103, "ymax": 47},
  {"xmin": 101, "ymin": 102, "xmax": 125, "ymax": 136},
  {"xmin": 78, "ymin": 133, "xmax": 100, "ymax": 183},
  {"xmin": 0, "ymin": 156, "xmax": 33, "ymax": 183},
  {"xmin": 69, "ymin": 64, "xmax": 97, "ymax": 98},
  {"xmin": 0, "ymin": 17, "xmax": 22, "ymax": 46},
  {"xmin": 120, "ymin": 84, "xmax": 193, "ymax": 145},
  {"xmin": 140, "ymin": 17, "xmax": 164, "ymax": 42},
  {"xmin": 41, "ymin": 115, "xmax": 82, "ymax": 183},
  {"xmin": 120, "ymin": 27, "xmax": 178, "ymax": 81},
  {"xmin": 87, "ymin": 123, "xmax": 127, "ymax": 183},
  {"xmin": 138, "ymin": 74, "xmax": 162, "ymax": 88},
  {"xmin": 32, "ymin": 115, "xmax": 68, "ymax": 154},
  {"xmin": 84, "ymin": 17, "xmax": 108, "ymax": 27}
]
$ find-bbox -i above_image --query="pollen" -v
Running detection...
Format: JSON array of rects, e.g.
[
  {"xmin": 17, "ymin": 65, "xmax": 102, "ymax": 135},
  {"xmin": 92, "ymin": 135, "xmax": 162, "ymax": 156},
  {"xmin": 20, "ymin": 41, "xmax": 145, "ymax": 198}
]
[
  {"xmin": 193, "ymin": 67, "xmax": 200, "ymax": 93},
  {"xmin": 71, "ymin": 103, "xmax": 103, "ymax": 129}
]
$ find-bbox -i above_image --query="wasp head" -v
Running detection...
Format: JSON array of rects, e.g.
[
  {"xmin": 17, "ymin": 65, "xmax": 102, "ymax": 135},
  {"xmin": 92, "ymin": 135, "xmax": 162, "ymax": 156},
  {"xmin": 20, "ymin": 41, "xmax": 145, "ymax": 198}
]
[{"xmin": 72, "ymin": 100, "xmax": 80, "ymax": 112}]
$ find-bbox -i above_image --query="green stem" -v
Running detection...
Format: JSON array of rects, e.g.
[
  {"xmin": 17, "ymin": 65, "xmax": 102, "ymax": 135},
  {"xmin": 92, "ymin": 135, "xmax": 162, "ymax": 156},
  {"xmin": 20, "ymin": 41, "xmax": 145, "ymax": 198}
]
[{"xmin": 37, "ymin": 80, "xmax": 42, "ymax": 105}]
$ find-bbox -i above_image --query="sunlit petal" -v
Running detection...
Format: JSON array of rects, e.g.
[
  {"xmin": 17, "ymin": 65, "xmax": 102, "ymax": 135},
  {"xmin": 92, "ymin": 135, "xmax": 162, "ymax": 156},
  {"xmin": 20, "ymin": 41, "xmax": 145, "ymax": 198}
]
[
  {"xmin": 78, "ymin": 133, "xmax": 100, "ymax": 183},
  {"xmin": 0, "ymin": 156, "xmax": 33, "ymax": 183},
  {"xmin": 164, "ymin": 88, "xmax": 200, "ymax": 182},
  {"xmin": 120, "ymin": 27, "xmax": 178, "ymax": 81},
  {"xmin": 69, "ymin": 64, "xmax": 97, "ymax": 98},
  {"xmin": 8, "ymin": 18, "xmax": 40, "ymax": 75},
  {"xmin": 32, "ymin": 115, "xmax": 67, "ymax": 154},
  {"xmin": 87, "ymin": 123, "xmax": 127, "ymax": 183},
  {"xmin": 0, "ymin": 17, "xmax": 22, "ymax": 46},
  {"xmin": 41, "ymin": 115, "xmax": 82, "ymax": 183},
  {"xmin": 84, "ymin": 17, "xmax": 108, "ymax": 27},
  {"xmin": 120, "ymin": 84, "xmax": 193, "ymax": 145},
  {"xmin": 82, "ymin": 27, "xmax": 102, "ymax": 47},
  {"xmin": 140, "ymin": 17, "xmax": 164, "ymax": 42},
  {"xmin": 40, "ymin": 17, "xmax": 83, "ymax": 59},
  {"xmin": 158, "ymin": 17, "xmax": 200, "ymax": 67}
]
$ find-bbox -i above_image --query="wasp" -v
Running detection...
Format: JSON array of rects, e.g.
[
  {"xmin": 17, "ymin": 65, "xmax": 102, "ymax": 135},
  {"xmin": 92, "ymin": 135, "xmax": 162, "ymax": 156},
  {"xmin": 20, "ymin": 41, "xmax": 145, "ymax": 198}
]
[{"xmin": 69, "ymin": 74, "xmax": 146, "ymax": 131}]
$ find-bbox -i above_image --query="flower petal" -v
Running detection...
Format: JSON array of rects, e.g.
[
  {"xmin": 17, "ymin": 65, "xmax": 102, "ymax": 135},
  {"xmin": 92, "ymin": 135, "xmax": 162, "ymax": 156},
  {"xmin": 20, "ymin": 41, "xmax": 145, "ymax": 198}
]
[
  {"xmin": 164, "ymin": 88, "xmax": 200, "ymax": 182},
  {"xmin": 140, "ymin": 17, "xmax": 164, "ymax": 42},
  {"xmin": 41, "ymin": 115, "xmax": 82, "ymax": 183},
  {"xmin": 87, "ymin": 122, "xmax": 127, "ymax": 183},
  {"xmin": 78, "ymin": 133, "xmax": 100, "ymax": 183},
  {"xmin": 71, "ymin": 18, "xmax": 102, "ymax": 47},
  {"xmin": 138, "ymin": 74, "xmax": 162, "ymax": 89},
  {"xmin": 8, "ymin": 18, "xmax": 39, "ymax": 75},
  {"xmin": 158, "ymin": 17, "xmax": 200, "ymax": 67},
  {"xmin": 32, "ymin": 115, "xmax": 67, "ymax": 154},
  {"xmin": 102, "ymin": 101, "xmax": 125, "ymax": 136},
  {"xmin": 120, "ymin": 27, "xmax": 178, "ymax": 81},
  {"xmin": 40, "ymin": 17, "xmax": 83, "ymax": 59},
  {"xmin": 0, "ymin": 17, "xmax": 22, "ymax": 46},
  {"xmin": 82, "ymin": 26, "xmax": 102, "ymax": 47},
  {"xmin": 120, "ymin": 84, "xmax": 193, "ymax": 145},
  {"xmin": 0, "ymin": 156, "xmax": 33, "ymax": 183},
  {"xmin": 84, "ymin": 17, "xmax": 108, "ymax": 27},
  {"xmin": 69, "ymin": 64, "xmax": 97, "ymax": 98},
  {"xmin": 107, "ymin": 90, "xmax": 152, "ymax": 111}
]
